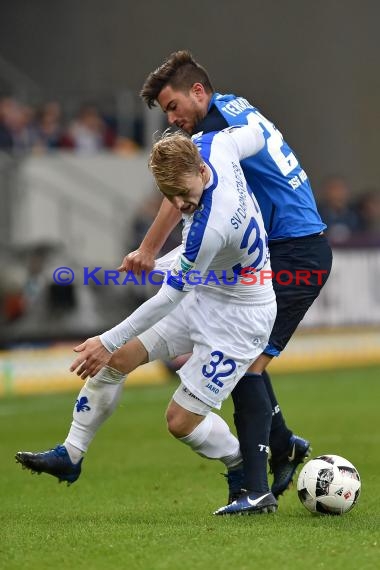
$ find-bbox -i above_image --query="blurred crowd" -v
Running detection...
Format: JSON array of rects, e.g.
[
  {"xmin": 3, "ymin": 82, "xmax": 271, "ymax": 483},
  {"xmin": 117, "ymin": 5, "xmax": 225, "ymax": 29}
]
[
  {"xmin": 317, "ymin": 175, "xmax": 380, "ymax": 247},
  {"xmin": 1, "ymin": 96, "xmax": 380, "ymax": 335},
  {"xmin": 0, "ymin": 96, "xmax": 141, "ymax": 156},
  {"xmin": 0, "ymin": 88, "xmax": 378, "ymax": 352},
  {"xmin": 131, "ymin": 177, "xmax": 380, "ymax": 250},
  {"xmin": 1, "ymin": 96, "xmax": 378, "ymax": 246}
]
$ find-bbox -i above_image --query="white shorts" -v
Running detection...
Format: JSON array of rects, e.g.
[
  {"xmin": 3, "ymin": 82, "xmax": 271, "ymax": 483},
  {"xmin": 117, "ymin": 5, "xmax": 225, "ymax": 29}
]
[{"xmin": 138, "ymin": 288, "xmax": 276, "ymax": 410}]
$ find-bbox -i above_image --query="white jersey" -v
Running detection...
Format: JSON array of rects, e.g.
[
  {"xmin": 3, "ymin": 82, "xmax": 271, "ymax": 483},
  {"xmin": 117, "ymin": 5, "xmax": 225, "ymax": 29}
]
[
  {"xmin": 166, "ymin": 125, "xmax": 273, "ymax": 302},
  {"xmin": 100, "ymin": 123, "xmax": 275, "ymax": 353}
]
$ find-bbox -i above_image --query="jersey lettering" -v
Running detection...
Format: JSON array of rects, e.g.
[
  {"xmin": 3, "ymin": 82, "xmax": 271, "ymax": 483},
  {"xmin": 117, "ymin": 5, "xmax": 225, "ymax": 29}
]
[
  {"xmin": 247, "ymin": 112, "xmax": 298, "ymax": 176},
  {"xmin": 202, "ymin": 350, "xmax": 237, "ymax": 388},
  {"xmin": 222, "ymin": 97, "xmax": 254, "ymax": 117}
]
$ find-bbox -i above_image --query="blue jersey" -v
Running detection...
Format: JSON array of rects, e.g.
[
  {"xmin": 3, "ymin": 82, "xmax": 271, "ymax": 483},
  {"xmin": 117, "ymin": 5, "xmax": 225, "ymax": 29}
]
[{"xmin": 193, "ymin": 93, "xmax": 326, "ymax": 241}]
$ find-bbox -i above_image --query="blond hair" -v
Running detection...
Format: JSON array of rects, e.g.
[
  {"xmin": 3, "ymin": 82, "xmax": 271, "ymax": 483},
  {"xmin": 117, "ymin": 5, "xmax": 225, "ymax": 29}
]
[{"xmin": 149, "ymin": 132, "xmax": 202, "ymax": 196}]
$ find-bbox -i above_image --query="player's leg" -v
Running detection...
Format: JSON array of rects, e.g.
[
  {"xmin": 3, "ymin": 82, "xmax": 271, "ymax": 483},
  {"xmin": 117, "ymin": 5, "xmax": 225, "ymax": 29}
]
[
  {"xmin": 166, "ymin": 393, "xmax": 242, "ymax": 470},
  {"xmin": 60, "ymin": 304, "xmax": 193, "ymax": 471},
  {"xmin": 167, "ymin": 357, "xmax": 276, "ymax": 502},
  {"xmin": 136, "ymin": 303, "xmax": 257, "ymax": 509},
  {"xmin": 15, "ymin": 337, "xmax": 149, "ymax": 483},
  {"xmin": 167, "ymin": 384, "xmax": 277, "ymax": 515},
  {"xmin": 231, "ymin": 372, "xmax": 272, "ymax": 494},
  {"xmin": 63, "ymin": 338, "xmax": 148, "ymax": 456},
  {"xmin": 246, "ymin": 355, "xmax": 293, "ymax": 461},
  {"xmin": 230, "ymin": 234, "xmax": 332, "ymax": 499},
  {"xmin": 175, "ymin": 292, "xmax": 277, "ymax": 514},
  {"xmin": 232, "ymin": 361, "xmax": 307, "ymax": 499},
  {"xmin": 264, "ymin": 234, "xmax": 332, "ymax": 497},
  {"xmin": 141, "ymin": 298, "xmax": 248, "ymax": 494}
]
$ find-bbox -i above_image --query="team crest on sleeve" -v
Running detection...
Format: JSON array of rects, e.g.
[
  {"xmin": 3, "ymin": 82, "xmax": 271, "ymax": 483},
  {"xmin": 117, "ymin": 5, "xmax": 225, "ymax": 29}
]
[{"xmin": 172, "ymin": 254, "xmax": 196, "ymax": 276}]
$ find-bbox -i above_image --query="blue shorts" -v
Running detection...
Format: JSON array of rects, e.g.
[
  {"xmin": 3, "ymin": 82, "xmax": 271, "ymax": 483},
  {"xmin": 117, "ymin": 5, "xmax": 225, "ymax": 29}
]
[{"xmin": 264, "ymin": 233, "xmax": 333, "ymax": 357}]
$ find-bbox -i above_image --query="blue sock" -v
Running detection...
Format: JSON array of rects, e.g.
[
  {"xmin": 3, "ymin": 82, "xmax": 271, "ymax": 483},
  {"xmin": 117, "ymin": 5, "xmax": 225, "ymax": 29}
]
[
  {"xmin": 262, "ymin": 370, "xmax": 293, "ymax": 455},
  {"xmin": 231, "ymin": 373, "xmax": 271, "ymax": 493}
]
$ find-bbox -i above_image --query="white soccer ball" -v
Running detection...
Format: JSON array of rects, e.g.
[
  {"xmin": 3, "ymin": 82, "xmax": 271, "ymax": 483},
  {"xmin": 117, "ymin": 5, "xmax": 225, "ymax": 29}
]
[{"xmin": 297, "ymin": 454, "xmax": 361, "ymax": 515}]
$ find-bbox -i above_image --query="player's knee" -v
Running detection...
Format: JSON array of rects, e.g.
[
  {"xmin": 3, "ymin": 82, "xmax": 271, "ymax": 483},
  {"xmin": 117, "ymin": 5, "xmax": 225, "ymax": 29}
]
[
  {"xmin": 166, "ymin": 407, "xmax": 195, "ymax": 438},
  {"xmin": 166, "ymin": 409, "xmax": 186, "ymax": 437}
]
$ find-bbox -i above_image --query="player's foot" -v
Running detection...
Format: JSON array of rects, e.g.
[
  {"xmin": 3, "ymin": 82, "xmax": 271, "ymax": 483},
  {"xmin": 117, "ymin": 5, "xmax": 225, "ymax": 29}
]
[
  {"xmin": 270, "ymin": 434, "xmax": 311, "ymax": 499},
  {"xmin": 15, "ymin": 445, "xmax": 83, "ymax": 485},
  {"xmin": 223, "ymin": 465, "xmax": 245, "ymax": 503},
  {"xmin": 214, "ymin": 491, "xmax": 278, "ymax": 516}
]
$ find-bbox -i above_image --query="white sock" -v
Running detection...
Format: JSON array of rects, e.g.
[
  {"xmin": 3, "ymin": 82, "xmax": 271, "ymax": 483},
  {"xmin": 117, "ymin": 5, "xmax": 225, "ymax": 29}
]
[
  {"xmin": 64, "ymin": 441, "xmax": 83, "ymax": 464},
  {"xmin": 64, "ymin": 365, "xmax": 126, "ymax": 458},
  {"xmin": 179, "ymin": 412, "xmax": 242, "ymax": 469}
]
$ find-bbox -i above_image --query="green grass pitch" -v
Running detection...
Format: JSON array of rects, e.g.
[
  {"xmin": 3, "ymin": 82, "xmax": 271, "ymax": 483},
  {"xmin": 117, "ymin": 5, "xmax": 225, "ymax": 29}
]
[{"xmin": 1, "ymin": 366, "xmax": 379, "ymax": 569}]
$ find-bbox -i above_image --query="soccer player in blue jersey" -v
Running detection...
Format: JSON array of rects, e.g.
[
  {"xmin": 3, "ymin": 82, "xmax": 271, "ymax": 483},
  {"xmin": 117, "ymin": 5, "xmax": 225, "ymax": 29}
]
[
  {"xmin": 120, "ymin": 50, "xmax": 333, "ymax": 514},
  {"xmin": 17, "ymin": 124, "xmax": 279, "ymax": 515}
]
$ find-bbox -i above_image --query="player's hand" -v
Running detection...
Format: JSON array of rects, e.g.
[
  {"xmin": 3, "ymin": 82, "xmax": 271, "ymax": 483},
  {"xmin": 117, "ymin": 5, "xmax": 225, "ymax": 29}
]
[
  {"xmin": 117, "ymin": 248, "xmax": 156, "ymax": 275},
  {"xmin": 70, "ymin": 336, "xmax": 112, "ymax": 380}
]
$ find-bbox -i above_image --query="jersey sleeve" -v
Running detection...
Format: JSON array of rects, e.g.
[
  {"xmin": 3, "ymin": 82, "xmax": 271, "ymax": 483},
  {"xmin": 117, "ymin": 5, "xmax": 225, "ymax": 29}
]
[
  {"xmin": 225, "ymin": 121, "xmax": 265, "ymax": 160},
  {"xmin": 99, "ymin": 283, "xmax": 186, "ymax": 351},
  {"xmin": 166, "ymin": 224, "xmax": 224, "ymax": 292},
  {"xmin": 99, "ymin": 226, "xmax": 223, "ymax": 351}
]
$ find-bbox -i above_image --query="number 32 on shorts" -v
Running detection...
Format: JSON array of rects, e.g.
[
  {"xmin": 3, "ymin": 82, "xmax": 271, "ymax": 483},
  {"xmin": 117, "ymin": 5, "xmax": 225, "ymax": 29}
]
[{"xmin": 202, "ymin": 350, "xmax": 237, "ymax": 393}]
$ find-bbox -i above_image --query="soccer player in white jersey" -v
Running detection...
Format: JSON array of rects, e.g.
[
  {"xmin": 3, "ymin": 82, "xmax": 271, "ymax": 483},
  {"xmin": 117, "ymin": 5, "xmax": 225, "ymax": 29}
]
[
  {"xmin": 124, "ymin": 51, "xmax": 332, "ymax": 514},
  {"xmin": 16, "ymin": 124, "xmax": 279, "ymax": 515}
]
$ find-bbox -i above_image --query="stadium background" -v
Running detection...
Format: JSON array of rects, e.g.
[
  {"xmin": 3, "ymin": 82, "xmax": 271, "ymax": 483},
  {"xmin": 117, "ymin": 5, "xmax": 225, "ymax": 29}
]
[
  {"xmin": 1, "ymin": 0, "xmax": 379, "ymax": 393},
  {"xmin": 0, "ymin": 4, "xmax": 379, "ymax": 569},
  {"xmin": 1, "ymin": 1, "xmax": 380, "ymax": 189}
]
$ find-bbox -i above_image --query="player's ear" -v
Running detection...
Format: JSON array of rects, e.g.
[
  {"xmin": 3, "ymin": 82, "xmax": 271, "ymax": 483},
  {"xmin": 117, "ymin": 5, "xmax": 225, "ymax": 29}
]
[
  {"xmin": 200, "ymin": 162, "xmax": 208, "ymax": 181},
  {"xmin": 191, "ymin": 82, "xmax": 206, "ymax": 99}
]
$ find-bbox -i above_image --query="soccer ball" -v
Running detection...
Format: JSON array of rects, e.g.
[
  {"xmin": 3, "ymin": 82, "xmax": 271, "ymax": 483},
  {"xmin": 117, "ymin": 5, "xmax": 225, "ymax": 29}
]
[{"xmin": 297, "ymin": 454, "xmax": 361, "ymax": 515}]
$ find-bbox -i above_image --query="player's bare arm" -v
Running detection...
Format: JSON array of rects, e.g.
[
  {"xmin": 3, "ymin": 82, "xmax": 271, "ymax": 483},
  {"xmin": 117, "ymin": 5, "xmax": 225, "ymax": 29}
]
[
  {"xmin": 117, "ymin": 197, "xmax": 181, "ymax": 274},
  {"xmin": 70, "ymin": 337, "xmax": 112, "ymax": 380}
]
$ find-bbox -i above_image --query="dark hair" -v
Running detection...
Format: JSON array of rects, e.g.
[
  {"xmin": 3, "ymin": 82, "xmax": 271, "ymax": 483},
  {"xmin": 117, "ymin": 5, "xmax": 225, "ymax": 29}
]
[{"xmin": 140, "ymin": 50, "xmax": 214, "ymax": 108}]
